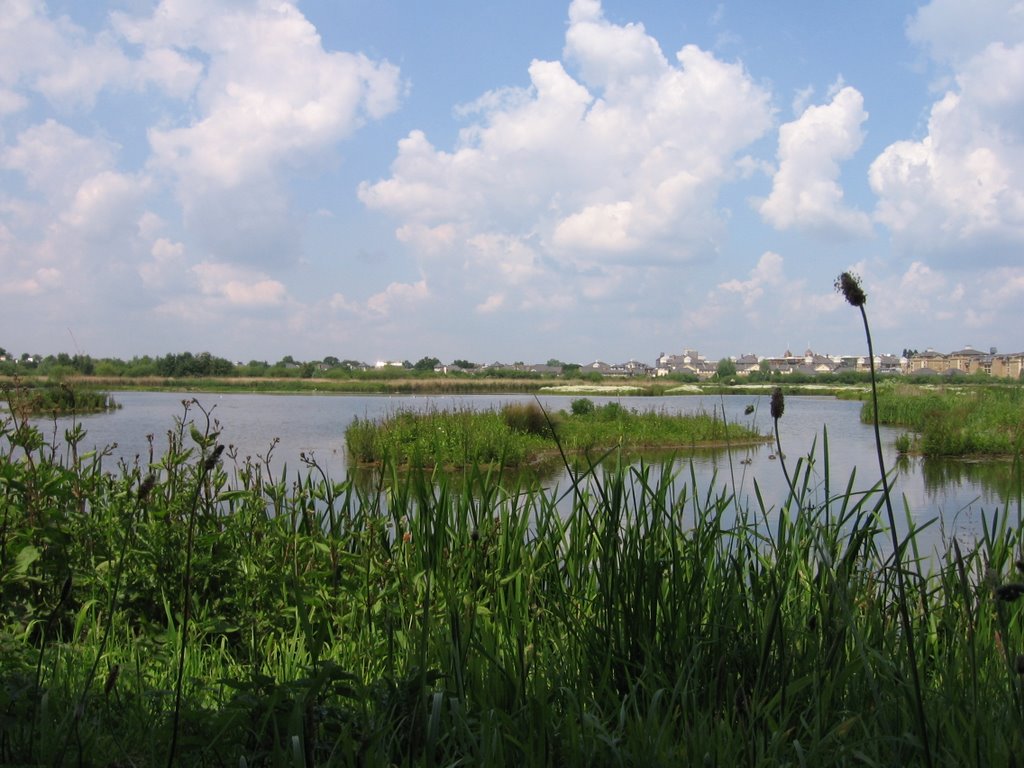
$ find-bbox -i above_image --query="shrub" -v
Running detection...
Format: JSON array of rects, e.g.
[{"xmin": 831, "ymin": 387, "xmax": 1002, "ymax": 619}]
[
  {"xmin": 502, "ymin": 401, "xmax": 552, "ymax": 436},
  {"xmin": 571, "ymin": 398, "xmax": 595, "ymax": 416}
]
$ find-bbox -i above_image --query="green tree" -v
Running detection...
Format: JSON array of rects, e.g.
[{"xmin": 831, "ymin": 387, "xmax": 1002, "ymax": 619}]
[
  {"xmin": 452, "ymin": 359, "xmax": 476, "ymax": 369},
  {"xmin": 414, "ymin": 356, "xmax": 441, "ymax": 372},
  {"xmin": 716, "ymin": 358, "xmax": 737, "ymax": 379}
]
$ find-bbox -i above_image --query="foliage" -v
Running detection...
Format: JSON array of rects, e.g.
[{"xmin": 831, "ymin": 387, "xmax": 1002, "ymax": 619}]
[
  {"xmin": 2, "ymin": 405, "xmax": 1024, "ymax": 764},
  {"xmin": 862, "ymin": 383, "xmax": 1024, "ymax": 456},
  {"xmin": 413, "ymin": 356, "xmax": 441, "ymax": 372},
  {"xmin": 570, "ymin": 397, "xmax": 595, "ymax": 416},
  {"xmin": 3, "ymin": 381, "xmax": 119, "ymax": 416},
  {"xmin": 346, "ymin": 402, "xmax": 765, "ymax": 469}
]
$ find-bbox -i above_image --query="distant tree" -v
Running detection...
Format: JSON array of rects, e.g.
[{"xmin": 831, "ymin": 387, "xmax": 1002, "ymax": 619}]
[
  {"xmin": 0, "ymin": 346, "xmax": 7, "ymax": 358},
  {"xmin": 414, "ymin": 356, "xmax": 441, "ymax": 372},
  {"xmin": 716, "ymin": 358, "xmax": 737, "ymax": 379},
  {"xmin": 452, "ymin": 359, "xmax": 476, "ymax": 369},
  {"xmin": 902, "ymin": 348, "xmax": 919, "ymax": 358},
  {"xmin": 546, "ymin": 358, "xmax": 564, "ymax": 367},
  {"xmin": 561, "ymin": 363, "xmax": 581, "ymax": 377},
  {"xmin": 322, "ymin": 356, "xmax": 340, "ymax": 367}
]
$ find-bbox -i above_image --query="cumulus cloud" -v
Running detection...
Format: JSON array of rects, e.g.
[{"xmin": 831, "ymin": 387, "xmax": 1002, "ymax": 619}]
[
  {"xmin": 0, "ymin": 0, "xmax": 200, "ymax": 111},
  {"xmin": 1, "ymin": 120, "xmax": 117, "ymax": 203},
  {"xmin": 871, "ymin": 1, "xmax": 1024, "ymax": 259},
  {"xmin": 906, "ymin": 0, "xmax": 1024, "ymax": 66},
  {"xmin": 717, "ymin": 251, "xmax": 785, "ymax": 307},
  {"xmin": 366, "ymin": 279, "xmax": 429, "ymax": 318},
  {"xmin": 758, "ymin": 86, "xmax": 873, "ymax": 237},
  {"xmin": 128, "ymin": 1, "xmax": 403, "ymax": 188},
  {"xmin": 360, "ymin": 0, "xmax": 773, "ymax": 318},
  {"xmin": 112, "ymin": 0, "xmax": 404, "ymax": 264},
  {"xmin": 190, "ymin": 262, "xmax": 289, "ymax": 308},
  {"xmin": 685, "ymin": 251, "xmax": 795, "ymax": 333}
]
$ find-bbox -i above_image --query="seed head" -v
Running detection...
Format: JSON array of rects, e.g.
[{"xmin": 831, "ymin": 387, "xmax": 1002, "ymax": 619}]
[
  {"xmin": 770, "ymin": 388, "xmax": 785, "ymax": 420},
  {"xmin": 835, "ymin": 272, "xmax": 867, "ymax": 307}
]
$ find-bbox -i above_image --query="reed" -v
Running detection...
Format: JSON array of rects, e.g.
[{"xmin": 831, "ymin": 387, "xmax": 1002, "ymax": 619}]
[{"xmin": 862, "ymin": 383, "xmax": 1024, "ymax": 456}]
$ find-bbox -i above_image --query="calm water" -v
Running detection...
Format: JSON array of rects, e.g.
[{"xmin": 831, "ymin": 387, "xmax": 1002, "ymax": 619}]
[{"xmin": 24, "ymin": 390, "xmax": 1024, "ymax": 548}]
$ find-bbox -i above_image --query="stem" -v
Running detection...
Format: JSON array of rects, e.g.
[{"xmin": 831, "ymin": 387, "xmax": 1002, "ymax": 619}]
[{"xmin": 861, "ymin": 305, "xmax": 933, "ymax": 767}]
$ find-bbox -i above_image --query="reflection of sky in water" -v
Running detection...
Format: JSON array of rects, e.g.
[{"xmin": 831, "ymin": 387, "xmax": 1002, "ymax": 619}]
[{"xmin": 26, "ymin": 390, "xmax": 1022, "ymax": 554}]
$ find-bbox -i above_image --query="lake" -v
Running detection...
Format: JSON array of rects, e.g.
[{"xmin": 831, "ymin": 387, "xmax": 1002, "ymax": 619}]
[{"xmin": 24, "ymin": 390, "xmax": 1023, "ymax": 551}]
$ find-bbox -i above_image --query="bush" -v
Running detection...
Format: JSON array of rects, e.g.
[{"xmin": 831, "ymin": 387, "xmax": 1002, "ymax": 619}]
[
  {"xmin": 571, "ymin": 398, "xmax": 595, "ymax": 416},
  {"xmin": 502, "ymin": 401, "xmax": 552, "ymax": 436}
]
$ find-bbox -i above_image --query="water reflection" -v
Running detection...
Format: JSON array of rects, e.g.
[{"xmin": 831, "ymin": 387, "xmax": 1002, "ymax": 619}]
[{"xmin": 898, "ymin": 454, "xmax": 1024, "ymax": 504}]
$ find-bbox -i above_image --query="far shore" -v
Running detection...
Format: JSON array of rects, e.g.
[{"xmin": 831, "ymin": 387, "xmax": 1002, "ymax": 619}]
[{"xmin": 1, "ymin": 374, "xmax": 873, "ymax": 399}]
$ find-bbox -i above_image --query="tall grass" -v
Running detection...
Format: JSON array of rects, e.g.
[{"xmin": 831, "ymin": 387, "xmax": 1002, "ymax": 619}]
[
  {"xmin": 345, "ymin": 401, "xmax": 766, "ymax": 470},
  {"xmin": 862, "ymin": 383, "xmax": 1024, "ymax": 457},
  {"xmin": 3, "ymin": 392, "xmax": 1024, "ymax": 764}
]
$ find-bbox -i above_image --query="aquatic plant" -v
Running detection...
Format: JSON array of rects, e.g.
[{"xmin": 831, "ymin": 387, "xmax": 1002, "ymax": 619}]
[{"xmin": 836, "ymin": 270, "xmax": 933, "ymax": 766}]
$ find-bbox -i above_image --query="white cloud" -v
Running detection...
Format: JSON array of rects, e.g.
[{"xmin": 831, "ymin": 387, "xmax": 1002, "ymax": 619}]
[
  {"xmin": 907, "ymin": 0, "xmax": 1024, "ymax": 66},
  {"xmin": 758, "ymin": 86, "xmax": 873, "ymax": 237},
  {"xmin": 871, "ymin": 3, "xmax": 1024, "ymax": 259},
  {"xmin": 191, "ymin": 262, "xmax": 288, "ymax": 308},
  {"xmin": 0, "ymin": 0, "xmax": 198, "ymax": 112},
  {"xmin": 686, "ymin": 251, "xmax": 794, "ymax": 332},
  {"xmin": 476, "ymin": 293, "xmax": 505, "ymax": 314},
  {"xmin": 718, "ymin": 251, "xmax": 785, "ymax": 307},
  {"xmin": 361, "ymin": 0, "xmax": 773, "ymax": 316},
  {"xmin": 107, "ymin": 0, "xmax": 404, "ymax": 265},
  {"xmin": 366, "ymin": 279, "xmax": 429, "ymax": 318},
  {"xmin": 1, "ymin": 120, "xmax": 117, "ymax": 202},
  {"xmin": 0, "ymin": 267, "xmax": 61, "ymax": 296},
  {"xmin": 60, "ymin": 171, "xmax": 150, "ymax": 237},
  {"xmin": 135, "ymin": 2, "xmax": 403, "ymax": 188}
]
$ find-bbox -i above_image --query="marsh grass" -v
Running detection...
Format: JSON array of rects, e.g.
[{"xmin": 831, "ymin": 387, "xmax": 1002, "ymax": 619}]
[
  {"xmin": 2, "ymin": 394, "xmax": 1024, "ymax": 764},
  {"xmin": 861, "ymin": 383, "xmax": 1024, "ymax": 457},
  {"xmin": 2, "ymin": 378, "xmax": 119, "ymax": 417},
  {"xmin": 345, "ymin": 401, "xmax": 766, "ymax": 471}
]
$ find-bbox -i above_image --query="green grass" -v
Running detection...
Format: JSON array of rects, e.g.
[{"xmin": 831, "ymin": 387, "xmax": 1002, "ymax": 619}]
[
  {"xmin": 3, "ymin": 399, "xmax": 1024, "ymax": 765},
  {"xmin": 344, "ymin": 399, "xmax": 767, "ymax": 470},
  {"xmin": 861, "ymin": 383, "xmax": 1024, "ymax": 456}
]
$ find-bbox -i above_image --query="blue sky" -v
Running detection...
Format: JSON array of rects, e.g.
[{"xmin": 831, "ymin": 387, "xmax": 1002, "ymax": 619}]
[{"xmin": 2, "ymin": 0, "xmax": 1023, "ymax": 365}]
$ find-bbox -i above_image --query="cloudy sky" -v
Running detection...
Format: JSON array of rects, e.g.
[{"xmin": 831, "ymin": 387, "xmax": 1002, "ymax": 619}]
[{"xmin": 2, "ymin": 0, "xmax": 1023, "ymax": 365}]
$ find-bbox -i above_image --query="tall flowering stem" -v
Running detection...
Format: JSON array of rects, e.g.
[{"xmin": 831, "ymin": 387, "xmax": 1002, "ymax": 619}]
[
  {"xmin": 835, "ymin": 272, "xmax": 933, "ymax": 766},
  {"xmin": 770, "ymin": 388, "xmax": 796, "ymax": 502}
]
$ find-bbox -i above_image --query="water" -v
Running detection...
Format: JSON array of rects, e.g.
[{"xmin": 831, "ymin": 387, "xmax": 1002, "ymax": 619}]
[{"xmin": 22, "ymin": 390, "xmax": 1023, "ymax": 549}]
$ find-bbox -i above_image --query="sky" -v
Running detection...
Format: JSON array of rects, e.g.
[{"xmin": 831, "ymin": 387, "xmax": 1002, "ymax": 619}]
[{"xmin": 2, "ymin": 0, "xmax": 1023, "ymax": 365}]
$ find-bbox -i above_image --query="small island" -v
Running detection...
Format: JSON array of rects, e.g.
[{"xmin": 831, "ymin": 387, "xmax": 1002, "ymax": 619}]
[
  {"xmin": 3, "ymin": 382, "xmax": 119, "ymax": 417},
  {"xmin": 346, "ymin": 398, "xmax": 768, "ymax": 470}
]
